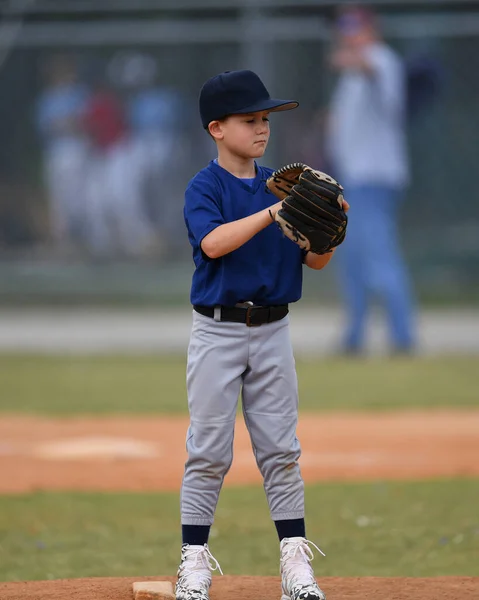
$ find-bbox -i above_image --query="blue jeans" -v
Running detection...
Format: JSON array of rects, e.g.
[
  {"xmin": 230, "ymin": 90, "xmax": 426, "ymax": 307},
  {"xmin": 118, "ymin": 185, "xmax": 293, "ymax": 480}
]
[{"xmin": 336, "ymin": 184, "xmax": 415, "ymax": 351}]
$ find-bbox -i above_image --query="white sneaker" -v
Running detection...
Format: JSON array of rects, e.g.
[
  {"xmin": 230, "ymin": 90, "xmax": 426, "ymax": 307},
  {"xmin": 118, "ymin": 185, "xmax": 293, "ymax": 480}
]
[
  {"xmin": 175, "ymin": 544, "xmax": 223, "ymax": 600},
  {"xmin": 280, "ymin": 537, "xmax": 327, "ymax": 600}
]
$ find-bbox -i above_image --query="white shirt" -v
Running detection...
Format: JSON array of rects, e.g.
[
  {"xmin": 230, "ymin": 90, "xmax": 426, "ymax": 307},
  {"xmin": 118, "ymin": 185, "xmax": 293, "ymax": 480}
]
[{"xmin": 328, "ymin": 42, "xmax": 409, "ymax": 188}]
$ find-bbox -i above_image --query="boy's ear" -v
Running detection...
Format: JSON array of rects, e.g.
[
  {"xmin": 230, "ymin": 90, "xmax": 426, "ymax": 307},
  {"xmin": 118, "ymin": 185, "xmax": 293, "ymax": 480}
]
[{"xmin": 208, "ymin": 120, "xmax": 224, "ymax": 140}]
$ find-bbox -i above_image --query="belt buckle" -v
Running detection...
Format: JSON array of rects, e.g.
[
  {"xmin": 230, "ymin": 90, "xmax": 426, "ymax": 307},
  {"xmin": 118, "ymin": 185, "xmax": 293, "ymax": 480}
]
[{"xmin": 246, "ymin": 305, "xmax": 264, "ymax": 327}]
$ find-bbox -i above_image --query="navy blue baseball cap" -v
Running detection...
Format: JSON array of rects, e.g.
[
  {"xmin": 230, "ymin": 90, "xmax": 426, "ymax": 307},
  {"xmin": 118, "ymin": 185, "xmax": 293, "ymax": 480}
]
[{"xmin": 199, "ymin": 69, "xmax": 299, "ymax": 129}]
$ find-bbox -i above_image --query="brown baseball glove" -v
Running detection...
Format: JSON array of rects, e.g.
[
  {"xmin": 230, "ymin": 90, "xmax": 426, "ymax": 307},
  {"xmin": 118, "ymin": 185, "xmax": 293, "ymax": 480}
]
[{"xmin": 267, "ymin": 163, "xmax": 348, "ymax": 255}]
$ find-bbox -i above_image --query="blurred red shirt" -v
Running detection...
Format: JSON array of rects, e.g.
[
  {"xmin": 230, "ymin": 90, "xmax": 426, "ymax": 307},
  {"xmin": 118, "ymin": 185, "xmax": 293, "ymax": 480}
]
[{"xmin": 83, "ymin": 91, "xmax": 127, "ymax": 150}]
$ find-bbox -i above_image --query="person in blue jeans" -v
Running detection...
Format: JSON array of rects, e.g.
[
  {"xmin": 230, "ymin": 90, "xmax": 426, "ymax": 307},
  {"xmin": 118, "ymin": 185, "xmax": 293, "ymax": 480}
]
[
  {"xmin": 327, "ymin": 6, "xmax": 415, "ymax": 353},
  {"xmin": 337, "ymin": 185, "xmax": 414, "ymax": 352}
]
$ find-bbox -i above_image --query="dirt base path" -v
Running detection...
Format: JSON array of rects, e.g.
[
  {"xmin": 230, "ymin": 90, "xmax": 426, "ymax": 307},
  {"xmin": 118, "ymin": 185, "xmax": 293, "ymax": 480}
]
[
  {"xmin": 1, "ymin": 409, "xmax": 478, "ymax": 493},
  {"xmin": 1, "ymin": 575, "xmax": 478, "ymax": 600}
]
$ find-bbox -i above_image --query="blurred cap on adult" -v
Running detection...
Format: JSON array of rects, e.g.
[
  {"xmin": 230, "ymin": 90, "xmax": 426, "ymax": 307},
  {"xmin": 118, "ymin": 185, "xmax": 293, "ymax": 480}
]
[{"xmin": 336, "ymin": 5, "xmax": 377, "ymax": 35}]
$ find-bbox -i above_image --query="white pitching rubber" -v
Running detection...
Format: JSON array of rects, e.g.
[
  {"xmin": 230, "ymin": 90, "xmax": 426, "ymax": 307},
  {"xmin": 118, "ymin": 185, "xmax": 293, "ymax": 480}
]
[{"xmin": 132, "ymin": 581, "xmax": 175, "ymax": 600}]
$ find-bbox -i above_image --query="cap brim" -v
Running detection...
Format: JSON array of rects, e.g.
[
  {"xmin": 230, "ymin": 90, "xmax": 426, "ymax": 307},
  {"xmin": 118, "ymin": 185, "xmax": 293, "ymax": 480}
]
[{"xmin": 234, "ymin": 98, "xmax": 299, "ymax": 115}]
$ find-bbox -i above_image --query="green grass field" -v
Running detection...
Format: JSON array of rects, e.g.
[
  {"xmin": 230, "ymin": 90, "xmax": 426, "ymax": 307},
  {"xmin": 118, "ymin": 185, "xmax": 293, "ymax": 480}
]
[
  {"xmin": 0, "ymin": 481, "xmax": 478, "ymax": 582},
  {"xmin": 0, "ymin": 354, "xmax": 478, "ymax": 583},
  {"xmin": 1, "ymin": 354, "xmax": 478, "ymax": 415}
]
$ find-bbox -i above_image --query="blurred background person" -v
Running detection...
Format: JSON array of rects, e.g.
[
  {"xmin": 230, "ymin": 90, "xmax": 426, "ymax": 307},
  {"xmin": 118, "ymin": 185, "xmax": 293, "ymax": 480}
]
[
  {"xmin": 109, "ymin": 51, "xmax": 188, "ymax": 258},
  {"xmin": 326, "ymin": 5, "xmax": 415, "ymax": 355},
  {"xmin": 82, "ymin": 70, "xmax": 155, "ymax": 259},
  {"xmin": 35, "ymin": 54, "xmax": 90, "ymax": 252}
]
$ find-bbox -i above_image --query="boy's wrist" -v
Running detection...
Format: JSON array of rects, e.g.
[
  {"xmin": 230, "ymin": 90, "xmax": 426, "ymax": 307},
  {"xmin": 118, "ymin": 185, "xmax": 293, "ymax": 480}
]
[{"xmin": 268, "ymin": 201, "xmax": 283, "ymax": 221}]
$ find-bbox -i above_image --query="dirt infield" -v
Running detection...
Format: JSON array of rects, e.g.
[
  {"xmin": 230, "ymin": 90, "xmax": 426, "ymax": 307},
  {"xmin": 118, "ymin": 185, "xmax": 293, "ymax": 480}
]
[
  {"xmin": 1, "ymin": 410, "xmax": 478, "ymax": 599},
  {"xmin": 1, "ymin": 575, "xmax": 479, "ymax": 600},
  {"xmin": 0, "ymin": 410, "xmax": 478, "ymax": 493}
]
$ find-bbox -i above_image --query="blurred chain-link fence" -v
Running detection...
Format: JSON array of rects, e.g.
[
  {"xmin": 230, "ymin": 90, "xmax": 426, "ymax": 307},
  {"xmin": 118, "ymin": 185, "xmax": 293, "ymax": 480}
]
[{"xmin": 0, "ymin": 0, "xmax": 478, "ymax": 305}]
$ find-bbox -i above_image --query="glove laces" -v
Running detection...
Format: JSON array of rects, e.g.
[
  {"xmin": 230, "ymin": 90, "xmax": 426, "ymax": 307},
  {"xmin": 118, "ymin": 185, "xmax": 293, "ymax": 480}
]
[
  {"xmin": 281, "ymin": 537, "xmax": 325, "ymax": 589},
  {"xmin": 178, "ymin": 544, "xmax": 223, "ymax": 590}
]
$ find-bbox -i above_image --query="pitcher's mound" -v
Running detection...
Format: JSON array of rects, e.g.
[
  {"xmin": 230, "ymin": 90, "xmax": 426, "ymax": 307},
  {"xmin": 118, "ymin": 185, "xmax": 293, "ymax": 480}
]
[{"xmin": 1, "ymin": 575, "xmax": 478, "ymax": 600}]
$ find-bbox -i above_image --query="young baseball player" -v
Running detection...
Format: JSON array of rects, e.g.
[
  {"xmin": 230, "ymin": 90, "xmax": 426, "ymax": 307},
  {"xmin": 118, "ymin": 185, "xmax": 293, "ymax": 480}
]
[{"xmin": 176, "ymin": 70, "xmax": 341, "ymax": 600}]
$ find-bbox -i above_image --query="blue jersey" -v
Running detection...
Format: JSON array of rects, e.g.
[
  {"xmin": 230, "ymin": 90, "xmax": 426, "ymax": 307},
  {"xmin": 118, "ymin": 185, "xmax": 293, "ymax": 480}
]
[{"xmin": 184, "ymin": 160, "xmax": 304, "ymax": 307}]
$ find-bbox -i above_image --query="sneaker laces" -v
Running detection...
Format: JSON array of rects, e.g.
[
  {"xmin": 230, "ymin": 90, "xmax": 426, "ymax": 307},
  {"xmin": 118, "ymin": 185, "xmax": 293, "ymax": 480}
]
[
  {"xmin": 178, "ymin": 545, "xmax": 223, "ymax": 590},
  {"xmin": 281, "ymin": 538, "xmax": 325, "ymax": 589}
]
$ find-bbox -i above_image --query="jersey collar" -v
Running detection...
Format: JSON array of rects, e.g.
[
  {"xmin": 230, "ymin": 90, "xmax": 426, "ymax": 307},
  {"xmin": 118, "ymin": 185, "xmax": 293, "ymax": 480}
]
[{"xmin": 210, "ymin": 160, "xmax": 264, "ymax": 194}]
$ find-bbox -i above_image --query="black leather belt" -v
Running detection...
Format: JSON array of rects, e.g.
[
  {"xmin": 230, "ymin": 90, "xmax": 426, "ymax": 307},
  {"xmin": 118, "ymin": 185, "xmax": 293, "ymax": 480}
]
[{"xmin": 193, "ymin": 304, "xmax": 289, "ymax": 327}]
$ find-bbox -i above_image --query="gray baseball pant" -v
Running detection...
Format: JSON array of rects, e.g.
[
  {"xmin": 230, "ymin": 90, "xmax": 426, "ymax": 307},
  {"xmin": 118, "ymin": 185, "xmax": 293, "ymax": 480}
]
[{"xmin": 181, "ymin": 310, "xmax": 304, "ymax": 525}]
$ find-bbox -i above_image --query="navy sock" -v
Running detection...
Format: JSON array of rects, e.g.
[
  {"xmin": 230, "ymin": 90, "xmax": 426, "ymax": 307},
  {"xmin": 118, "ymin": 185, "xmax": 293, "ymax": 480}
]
[
  {"xmin": 274, "ymin": 518, "xmax": 306, "ymax": 541},
  {"xmin": 182, "ymin": 524, "xmax": 210, "ymax": 546}
]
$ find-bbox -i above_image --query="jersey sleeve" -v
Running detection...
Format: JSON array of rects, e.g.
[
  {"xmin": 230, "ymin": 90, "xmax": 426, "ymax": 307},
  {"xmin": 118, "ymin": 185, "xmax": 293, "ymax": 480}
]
[{"xmin": 184, "ymin": 176, "xmax": 225, "ymax": 249}]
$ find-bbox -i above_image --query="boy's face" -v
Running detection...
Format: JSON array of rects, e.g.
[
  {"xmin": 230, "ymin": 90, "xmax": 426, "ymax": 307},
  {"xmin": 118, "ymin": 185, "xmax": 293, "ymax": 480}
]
[{"xmin": 209, "ymin": 110, "xmax": 270, "ymax": 158}]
